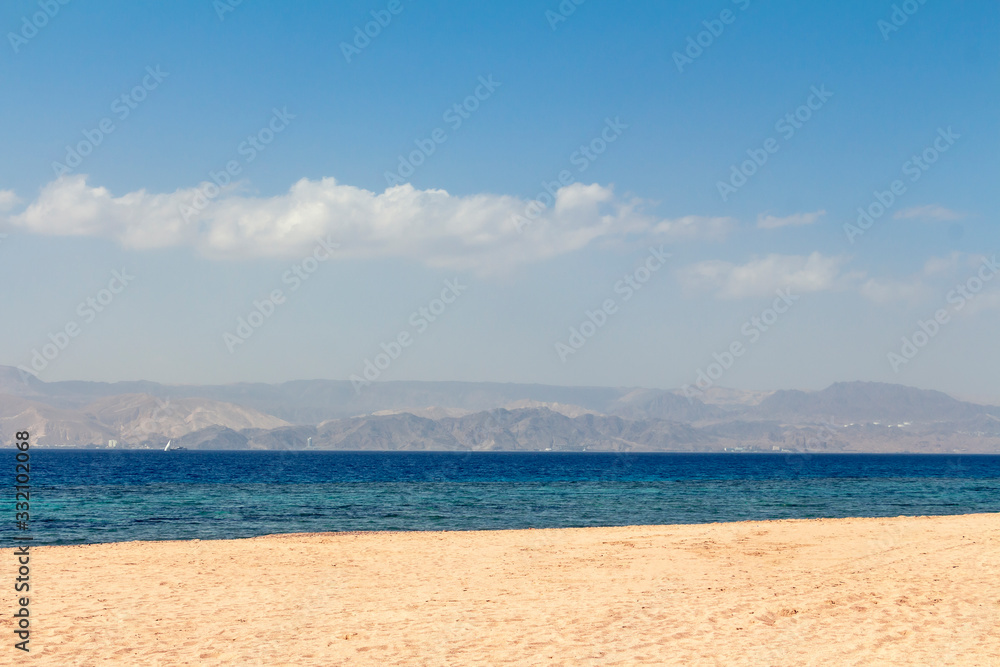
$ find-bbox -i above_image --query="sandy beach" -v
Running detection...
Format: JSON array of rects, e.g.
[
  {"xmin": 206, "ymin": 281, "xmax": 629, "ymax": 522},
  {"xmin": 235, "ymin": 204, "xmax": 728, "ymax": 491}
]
[{"xmin": 5, "ymin": 513, "xmax": 999, "ymax": 666}]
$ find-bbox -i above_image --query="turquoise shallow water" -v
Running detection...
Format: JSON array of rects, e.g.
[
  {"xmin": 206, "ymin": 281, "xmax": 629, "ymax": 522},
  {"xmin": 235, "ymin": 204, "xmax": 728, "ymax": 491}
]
[{"xmin": 5, "ymin": 451, "xmax": 1000, "ymax": 545}]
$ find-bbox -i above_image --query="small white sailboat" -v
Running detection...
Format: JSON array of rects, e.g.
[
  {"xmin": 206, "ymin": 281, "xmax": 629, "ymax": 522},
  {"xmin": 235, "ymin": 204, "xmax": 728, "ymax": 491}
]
[{"xmin": 164, "ymin": 440, "xmax": 171, "ymax": 452}]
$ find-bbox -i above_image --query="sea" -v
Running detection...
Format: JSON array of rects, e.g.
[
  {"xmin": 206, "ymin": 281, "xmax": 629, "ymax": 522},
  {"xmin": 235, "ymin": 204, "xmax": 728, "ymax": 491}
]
[{"xmin": 5, "ymin": 450, "xmax": 1000, "ymax": 546}]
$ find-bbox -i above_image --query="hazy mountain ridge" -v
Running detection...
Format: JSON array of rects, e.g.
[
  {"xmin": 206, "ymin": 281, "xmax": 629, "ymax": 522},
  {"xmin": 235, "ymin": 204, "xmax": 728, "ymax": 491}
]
[
  {"xmin": 0, "ymin": 389, "xmax": 288, "ymax": 447},
  {"xmin": 1, "ymin": 369, "xmax": 998, "ymax": 453},
  {"xmin": 0, "ymin": 370, "xmax": 690, "ymax": 422},
  {"xmin": 747, "ymin": 382, "xmax": 999, "ymax": 423}
]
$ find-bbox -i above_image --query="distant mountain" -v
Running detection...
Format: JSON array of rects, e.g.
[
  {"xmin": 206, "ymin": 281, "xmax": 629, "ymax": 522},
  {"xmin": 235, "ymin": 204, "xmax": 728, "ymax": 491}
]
[
  {"xmin": 608, "ymin": 388, "xmax": 727, "ymax": 422},
  {"xmin": 0, "ymin": 371, "xmax": 631, "ymax": 422},
  {"xmin": 0, "ymin": 367, "xmax": 44, "ymax": 397},
  {"xmin": 674, "ymin": 386, "xmax": 773, "ymax": 407},
  {"xmin": 0, "ymin": 388, "xmax": 287, "ymax": 447},
  {"xmin": 0, "ymin": 393, "xmax": 117, "ymax": 447},
  {"xmin": 1, "ymin": 367, "xmax": 998, "ymax": 453},
  {"xmin": 183, "ymin": 408, "xmax": 713, "ymax": 453},
  {"xmin": 750, "ymin": 381, "xmax": 998, "ymax": 424},
  {"xmin": 83, "ymin": 394, "xmax": 289, "ymax": 440}
]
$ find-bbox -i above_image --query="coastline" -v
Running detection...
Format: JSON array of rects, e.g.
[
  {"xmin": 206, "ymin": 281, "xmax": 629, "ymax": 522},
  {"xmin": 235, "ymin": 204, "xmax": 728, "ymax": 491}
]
[{"xmin": 6, "ymin": 514, "xmax": 999, "ymax": 665}]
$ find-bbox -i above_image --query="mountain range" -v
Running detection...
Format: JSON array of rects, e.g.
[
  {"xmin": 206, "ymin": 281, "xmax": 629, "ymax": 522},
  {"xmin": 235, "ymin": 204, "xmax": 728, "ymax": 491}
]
[{"xmin": 2, "ymin": 366, "xmax": 998, "ymax": 453}]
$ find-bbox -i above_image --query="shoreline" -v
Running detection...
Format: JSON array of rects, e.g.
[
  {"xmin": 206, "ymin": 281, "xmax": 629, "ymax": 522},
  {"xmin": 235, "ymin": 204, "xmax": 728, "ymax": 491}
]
[
  {"xmin": 9, "ymin": 510, "xmax": 1000, "ymax": 548},
  {"xmin": 6, "ymin": 513, "xmax": 999, "ymax": 664},
  {"xmin": 19, "ymin": 448, "xmax": 1000, "ymax": 453}
]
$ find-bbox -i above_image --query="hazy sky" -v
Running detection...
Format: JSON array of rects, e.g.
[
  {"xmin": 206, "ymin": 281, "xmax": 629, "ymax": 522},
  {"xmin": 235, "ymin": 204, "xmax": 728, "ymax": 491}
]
[{"xmin": 1, "ymin": 0, "xmax": 998, "ymax": 400}]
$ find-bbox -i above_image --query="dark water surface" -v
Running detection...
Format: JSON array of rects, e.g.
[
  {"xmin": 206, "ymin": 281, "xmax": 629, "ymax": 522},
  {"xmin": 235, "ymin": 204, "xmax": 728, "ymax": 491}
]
[{"xmin": 5, "ymin": 450, "xmax": 1000, "ymax": 545}]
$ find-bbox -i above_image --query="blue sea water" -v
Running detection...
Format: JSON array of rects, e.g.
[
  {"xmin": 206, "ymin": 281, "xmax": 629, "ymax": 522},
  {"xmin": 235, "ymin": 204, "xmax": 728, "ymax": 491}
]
[{"xmin": 5, "ymin": 450, "xmax": 1000, "ymax": 546}]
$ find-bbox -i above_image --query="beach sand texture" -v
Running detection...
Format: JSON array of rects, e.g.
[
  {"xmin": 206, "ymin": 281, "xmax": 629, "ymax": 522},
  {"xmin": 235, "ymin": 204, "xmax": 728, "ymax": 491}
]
[{"xmin": 4, "ymin": 513, "xmax": 999, "ymax": 666}]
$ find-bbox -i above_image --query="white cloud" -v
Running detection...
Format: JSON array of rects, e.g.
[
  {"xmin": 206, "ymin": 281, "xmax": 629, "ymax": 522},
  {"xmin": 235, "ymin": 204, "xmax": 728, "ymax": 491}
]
[
  {"xmin": 894, "ymin": 204, "xmax": 964, "ymax": 222},
  {"xmin": 960, "ymin": 290, "xmax": 1000, "ymax": 317},
  {"xmin": 922, "ymin": 251, "xmax": 962, "ymax": 276},
  {"xmin": 858, "ymin": 252, "xmax": 958, "ymax": 304},
  {"xmin": 0, "ymin": 190, "xmax": 20, "ymax": 212},
  {"xmin": 4, "ymin": 176, "xmax": 729, "ymax": 274},
  {"xmin": 859, "ymin": 278, "xmax": 929, "ymax": 304},
  {"xmin": 756, "ymin": 209, "xmax": 825, "ymax": 229},
  {"xmin": 859, "ymin": 253, "xmax": 996, "ymax": 305},
  {"xmin": 677, "ymin": 252, "xmax": 848, "ymax": 299},
  {"xmin": 651, "ymin": 215, "xmax": 735, "ymax": 241}
]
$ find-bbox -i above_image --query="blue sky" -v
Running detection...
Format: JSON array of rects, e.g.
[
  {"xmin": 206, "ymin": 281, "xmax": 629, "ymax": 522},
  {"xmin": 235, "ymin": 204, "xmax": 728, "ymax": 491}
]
[{"xmin": 1, "ymin": 0, "xmax": 998, "ymax": 400}]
